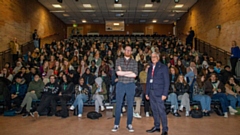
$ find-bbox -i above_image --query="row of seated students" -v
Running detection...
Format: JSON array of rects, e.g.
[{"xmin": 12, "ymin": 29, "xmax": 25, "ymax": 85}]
[{"xmin": 0, "ymin": 35, "xmax": 239, "ymax": 119}]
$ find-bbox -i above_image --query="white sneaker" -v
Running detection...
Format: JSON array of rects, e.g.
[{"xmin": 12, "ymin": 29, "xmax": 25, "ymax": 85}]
[
  {"xmin": 121, "ymin": 113, "xmax": 123, "ymax": 117},
  {"xmin": 78, "ymin": 114, "xmax": 82, "ymax": 117},
  {"xmin": 224, "ymin": 112, "xmax": 228, "ymax": 118},
  {"xmin": 185, "ymin": 111, "xmax": 190, "ymax": 117},
  {"xmin": 122, "ymin": 107, "xmax": 126, "ymax": 113},
  {"xmin": 111, "ymin": 125, "xmax": 119, "ymax": 132},
  {"xmin": 228, "ymin": 106, "xmax": 238, "ymax": 113},
  {"xmin": 146, "ymin": 112, "xmax": 150, "ymax": 117},
  {"xmin": 230, "ymin": 112, "xmax": 235, "ymax": 115},
  {"xmin": 134, "ymin": 113, "xmax": 142, "ymax": 118},
  {"xmin": 69, "ymin": 105, "xmax": 75, "ymax": 111},
  {"xmin": 133, "ymin": 112, "xmax": 136, "ymax": 117},
  {"xmin": 101, "ymin": 106, "xmax": 105, "ymax": 111},
  {"xmin": 127, "ymin": 124, "xmax": 134, "ymax": 132},
  {"xmin": 179, "ymin": 105, "xmax": 184, "ymax": 111}
]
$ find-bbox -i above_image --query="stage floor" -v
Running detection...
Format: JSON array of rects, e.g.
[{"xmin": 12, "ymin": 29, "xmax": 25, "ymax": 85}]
[{"xmin": 0, "ymin": 107, "xmax": 239, "ymax": 135}]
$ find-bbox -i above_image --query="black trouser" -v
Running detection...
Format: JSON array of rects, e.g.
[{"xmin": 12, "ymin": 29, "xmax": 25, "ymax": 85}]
[
  {"xmin": 51, "ymin": 95, "xmax": 71, "ymax": 117},
  {"xmin": 143, "ymin": 93, "xmax": 150, "ymax": 113},
  {"xmin": 230, "ymin": 57, "xmax": 238, "ymax": 75},
  {"xmin": 12, "ymin": 96, "xmax": 23, "ymax": 108},
  {"xmin": 37, "ymin": 94, "xmax": 54, "ymax": 114}
]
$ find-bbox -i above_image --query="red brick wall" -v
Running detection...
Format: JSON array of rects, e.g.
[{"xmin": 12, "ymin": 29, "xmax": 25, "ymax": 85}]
[
  {"xmin": 177, "ymin": 0, "xmax": 240, "ymax": 52},
  {"xmin": 0, "ymin": 0, "xmax": 66, "ymax": 51}
]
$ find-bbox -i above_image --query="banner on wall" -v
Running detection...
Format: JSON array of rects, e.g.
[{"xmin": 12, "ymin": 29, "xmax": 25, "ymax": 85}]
[{"xmin": 67, "ymin": 27, "xmax": 83, "ymax": 37}]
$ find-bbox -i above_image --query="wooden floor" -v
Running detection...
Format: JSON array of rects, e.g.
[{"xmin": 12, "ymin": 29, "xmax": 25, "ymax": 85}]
[{"xmin": 0, "ymin": 107, "xmax": 240, "ymax": 135}]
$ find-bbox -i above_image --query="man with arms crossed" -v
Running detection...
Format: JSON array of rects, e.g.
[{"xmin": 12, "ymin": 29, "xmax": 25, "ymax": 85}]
[
  {"xmin": 146, "ymin": 52, "xmax": 170, "ymax": 135},
  {"xmin": 112, "ymin": 45, "xmax": 138, "ymax": 132}
]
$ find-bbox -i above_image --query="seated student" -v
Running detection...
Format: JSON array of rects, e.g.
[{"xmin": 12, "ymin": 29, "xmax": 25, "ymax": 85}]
[
  {"xmin": 16, "ymin": 74, "xmax": 45, "ymax": 117},
  {"xmin": 99, "ymin": 70, "xmax": 111, "ymax": 102},
  {"xmin": 192, "ymin": 75, "xmax": 211, "ymax": 116},
  {"xmin": 31, "ymin": 75, "xmax": 59, "ymax": 118},
  {"xmin": 91, "ymin": 77, "xmax": 107, "ymax": 113},
  {"xmin": 185, "ymin": 61, "xmax": 198, "ymax": 86},
  {"xmin": 82, "ymin": 68, "xmax": 96, "ymax": 88},
  {"xmin": 214, "ymin": 61, "xmax": 222, "ymax": 74},
  {"xmin": 225, "ymin": 77, "xmax": 240, "ymax": 115},
  {"xmin": 133, "ymin": 82, "xmax": 143, "ymax": 119},
  {"xmin": 14, "ymin": 67, "xmax": 31, "ymax": 85},
  {"xmin": 175, "ymin": 75, "xmax": 191, "ymax": 117},
  {"xmin": 205, "ymin": 73, "xmax": 237, "ymax": 118},
  {"xmin": 220, "ymin": 65, "xmax": 234, "ymax": 84},
  {"xmin": 167, "ymin": 67, "xmax": 181, "ymax": 117},
  {"xmin": 51, "ymin": 74, "xmax": 74, "ymax": 118},
  {"xmin": 10, "ymin": 76, "xmax": 27, "ymax": 109},
  {"xmin": 69, "ymin": 77, "xmax": 89, "ymax": 117}
]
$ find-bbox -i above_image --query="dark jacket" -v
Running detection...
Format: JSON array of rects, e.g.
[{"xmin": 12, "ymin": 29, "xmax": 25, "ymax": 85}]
[
  {"xmin": 82, "ymin": 73, "xmax": 95, "ymax": 86},
  {"xmin": 43, "ymin": 82, "xmax": 60, "ymax": 95},
  {"xmin": 135, "ymin": 82, "xmax": 143, "ymax": 97},
  {"xmin": 10, "ymin": 83, "xmax": 27, "ymax": 98},
  {"xmin": 60, "ymin": 82, "xmax": 74, "ymax": 97},
  {"xmin": 204, "ymin": 80, "xmax": 225, "ymax": 97},
  {"xmin": 175, "ymin": 82, "xmax": 190, "ymax": 96},
  {"xmin": 146, "ymin": 62, "xmax": 170, "ymax": 97}
]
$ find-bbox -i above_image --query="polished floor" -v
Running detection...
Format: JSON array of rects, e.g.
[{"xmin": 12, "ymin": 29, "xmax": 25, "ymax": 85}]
[{"xmin": 0, "ymin": 107, "xmax": 240, "ymax": 135}]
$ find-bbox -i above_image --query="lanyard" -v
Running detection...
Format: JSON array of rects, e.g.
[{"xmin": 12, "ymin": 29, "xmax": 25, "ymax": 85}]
[
  {"xmin": 151, "ymin": 67, "xmax": 155, "ymax": 78},
  {"xmin": 63, "ymin": 84, "xmax": 67, "ymax": 91},
  {"xmin": 16, "ymin": 84, "xmax": 19, "ymax": 93}
]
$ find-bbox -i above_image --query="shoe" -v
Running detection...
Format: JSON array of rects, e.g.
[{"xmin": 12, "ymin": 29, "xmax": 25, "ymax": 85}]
[
  {"xmin": 101, "ymin": 106, "xmax": 105, "ymax": 111},
  {"xmin": 185, "ymin": 111, "xmax": 190, "ymax": 117},
  {"xmin": 33, "ymin": 111, "xmax": 39, "ymax": 118},
  {"xmin": 78, "ymin": 114, "xmax": 82, "ymax": 118},
  {"xmin": 69, "ymin": 105, "xmax": 75, "ymax": 111},
  {"xmin": 203, "ymin": 112, "xmax": 207, "ymax": 116},
  {"xmin": 126, "ymin": 124, "xmax": 134, "ymax": 132},
  {"xmin": 133, "ymin": 112, "xmax": 136, "ymax": 117},
  {"xmin": 206, "ymin": 112, "xmax": 210, "ymax": 116},
  {"xmin": 22, "ymin": 112, "xmax": 30, "ymax": 118},
  {"xmin": 179, "ymin": 105, "xmax": 184, "ymax": 112},
  {"xmin": 134, "ymin": 113, "xmax": 142, "ymax": 119},
  {"xmin": 173, "ymin": 112, "xmax": 181, "ymax": 117},
  {"xmin": 121, "ymin": 113, "xmax": 123, "ymax": 117},
  {"xmin": 230, "ymin": 112, "xmax": 235, "ymax": 115},
  {"xmin": 161, "ymin": 131, "xmax": 168, "ymax": 135},
  {"xmin": 224, "ymin": 112, "xmax": 228, "ymax": 118},
  {"xmin": 228, "ymin": 106, "xmax": 238, "ymax": 113},
  {"xmin": 15, "ymin": 107, "xmax": 23, "ymax": 114},
  {"xmin": 146, "ymin": 112, "xmax": 150, "ymax": 117},
  {"xmin": 111, "ymin": 125, "xmax": 119, "ymax": 132},
  {"xmin": 146, "ymin": 127, "xmax": 160, "ymax": 133},
  {"xmin": 122, "ymin": 107, "xmax": 126, "ymax": 113}
]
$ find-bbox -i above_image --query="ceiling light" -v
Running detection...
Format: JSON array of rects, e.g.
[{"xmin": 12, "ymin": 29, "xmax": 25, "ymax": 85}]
[
  {"xmin": 163, "ymin": 20, "xmax": 169, "ymax": 22},
  {"xmin": 80, "ymin": 10, "xmax": 96, "ymax": 12},
  {"xmin": 50, "ymin": 10, "xmax": 65, "ymax": 12},
  {"xmin": 174, "ymin": 0, "xmax": 180, "ymax": 3},
  {"xmin": 113, "ymin": 23, "xmax": 120, "ymax": 26},
  {"xmin": 82, "ymin": 20, "xmax": 87, "ymax": 23},
  {"xmin": 145, "ymin": 4, "xmax": 153, "ymax": 8},
  {"xmin": 114, "ymin": 4, "xmax": 122, "ymax": 8},
  {"xmin": 110, "ymin": 10, "xmax": 126, "ymax": 12},
  {"xmin": 152, "ymin": 20, "xmax": 157, "ymax": 23},
  {"xmin": 63, "ymin": 14, "xmax": 69, "ymax": 16},
  {"xmin": 141, "ymin": 10, "xmax": 156, "ymax": 12},
  {"xmin": 52, "ymin": 4, "xmax": 62, "ymax": 8},
  {"xmin": 83, "ymin": 4, "xmax": 92, "ymax": 8},
  {"xmin": 175, "ymin": 4, "xmax": 184, "ymax": 8}
]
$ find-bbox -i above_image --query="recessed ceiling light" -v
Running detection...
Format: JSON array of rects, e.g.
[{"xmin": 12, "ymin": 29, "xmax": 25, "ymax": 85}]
[
  {"xmin": 50, "ymin": 10, "xmax": 65, "ymax": 12},
  {"xmin": 175, "ymin": 4, "xmax": 184, "ymax": 8},
  {"xmin": 83, "ymin": 4, "xmax": 92, "ymax": 8},
  {"xmin": 52, "ymin": 4, "xmax": 62, "ymax": 8},
  {"xmin": 113, "ymin": 23, "xmax": 119, "ymax": 26},
  {"xmin": 145, "ymin": 4, "xmax": 153, "ymax": 8},
  {"xmin": 152, "ymin": 20, "xmax": 157, "ymax": 23},
  {"xmin": 163, "ymin": 20, "xmax": 169, "ymax": 22},
  {"xmin": 82, "ymin": 20, "xmax": 87, "ymax": 23},
  {"xmin": 80, "ymin": 10, "xmax": 96, "ymax": 12},
  {"xmin": 141, "ymin": 10, "xmax": 156, "ymax": 12},
  {"xmin": 114, "ymin": 4, "xmax": 122, "ymax": 8},
  {"xmin": 110, "ymin": 10, "xmax": 126, "ymax": 12},
  {"xmin": 63, "ymin": 14, "xmax": 69, "ymax": 16}
]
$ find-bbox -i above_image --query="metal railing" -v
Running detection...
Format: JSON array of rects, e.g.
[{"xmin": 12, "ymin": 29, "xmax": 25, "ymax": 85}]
[{"xmin": 195, "ymin": 38, "xmax": 231, "ymax": 66}]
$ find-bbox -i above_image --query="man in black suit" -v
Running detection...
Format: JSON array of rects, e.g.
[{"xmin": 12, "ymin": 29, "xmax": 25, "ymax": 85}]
[{"xmin": 145, "ymin": 52, "xmax": 170, "ymax": 135}]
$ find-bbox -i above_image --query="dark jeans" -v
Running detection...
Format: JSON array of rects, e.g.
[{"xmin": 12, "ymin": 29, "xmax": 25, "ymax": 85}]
[
  {"xmin": 212, "ymin": 93, "xmax": 229, "ymax": 113},
  {"xmin": 37, "ymin": 94, "xmax": 54, "ymax": 114},
  {"xmin": 51, "ymin": 95, "xmax": 71, "ymax": 117},
  {"xmin": 12, "ymin": 96, "xmax": 23, "ymax": 108},
  {"xmin": 230, "ymin": 57, "xmax": 238, "ymax": 75},
  {"xmin": 114, "ymin": 82, "xmax": 135, "ymax": 126}
]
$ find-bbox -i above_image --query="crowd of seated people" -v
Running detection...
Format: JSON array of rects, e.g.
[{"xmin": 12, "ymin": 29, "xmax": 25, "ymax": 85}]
[{"xmin": 0, "ymin": 35, "xmax": 239, "ymax": 119}]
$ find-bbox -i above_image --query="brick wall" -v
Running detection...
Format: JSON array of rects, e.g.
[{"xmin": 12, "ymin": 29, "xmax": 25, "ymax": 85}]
[
  {"xmin": 177, "ymin": 0, "xmax": 240, "ymax": 52},
  {"xmin": 0, "ymin": 0, "xmax": 66, "ymax": 52}
]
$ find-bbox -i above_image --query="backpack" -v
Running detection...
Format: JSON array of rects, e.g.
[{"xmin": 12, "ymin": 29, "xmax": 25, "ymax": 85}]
[
  {"xmin": 191, "ymin": 109, "xmax": 203, "ymax": 118},
  {"xmin": 87, "ymin": 111, "xmax": 102, "ymax": 119},
  {"xmin": 4, "ymin": 110, "xmax": 16, "ymax": 116}
]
